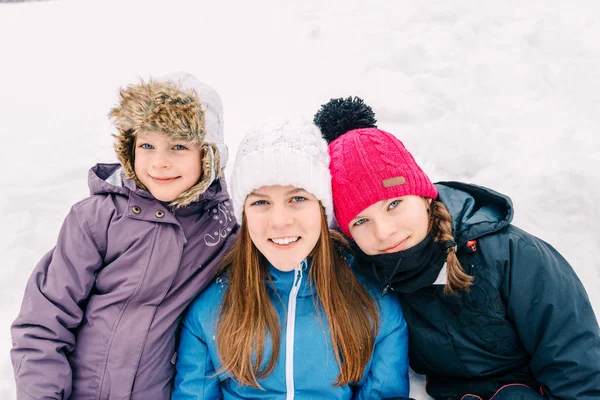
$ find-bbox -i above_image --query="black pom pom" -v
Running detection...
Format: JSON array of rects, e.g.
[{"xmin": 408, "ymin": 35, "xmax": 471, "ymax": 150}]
[{"xmin": 313, "ymin": 96, "xmax": 377, "ymax": 143}]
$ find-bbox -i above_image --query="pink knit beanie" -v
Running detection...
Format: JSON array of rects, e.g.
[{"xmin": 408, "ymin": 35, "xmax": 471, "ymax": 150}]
[{"xmin": 313, "ymin": 97, "xmax": 438, "ymax": 237}]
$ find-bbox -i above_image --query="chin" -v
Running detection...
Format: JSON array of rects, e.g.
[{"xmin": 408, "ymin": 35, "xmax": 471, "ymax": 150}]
[
  {"xmin": 153, "ymin": 193, "xmax": 178, "ymax": 202},
  {"xmin": 268, "ymin": 255, "xmax": 305, "ymax": 272}
]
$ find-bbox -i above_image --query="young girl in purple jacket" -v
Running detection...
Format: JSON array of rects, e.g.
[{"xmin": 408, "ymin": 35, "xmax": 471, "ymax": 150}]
[{"xmin": 10, "ymin": 72, "xmax": 238, "ymax": 400}]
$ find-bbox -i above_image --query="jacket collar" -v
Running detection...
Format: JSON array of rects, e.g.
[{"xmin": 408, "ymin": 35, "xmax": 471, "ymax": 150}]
[
  {"xmin": 267, "ymin": 258, "xmax": 315, "ymax": 298},
  {"xmin": 88, "ymin": 163, "xmax": 230, "ymax": 217}
]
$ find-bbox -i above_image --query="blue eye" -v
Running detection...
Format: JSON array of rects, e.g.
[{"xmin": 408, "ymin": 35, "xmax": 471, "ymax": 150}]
[
  {"xmin": 251, "ymin": 200, "xmax": 268, "ymax": 206},
  {"xmin": 388, "ymin": 200, "xmax": 401, "ymax": 210},
  {"xmin": 139, "ymin": 143, "xmax": 153, "ymax": 149},
  {"xmin": 173, "ymin": 144, "xmax": 187, "ymax": 150},
  {"xmin": 291, "ymin": 196, "xmax": 306, "ymax": 203},
  {"xmin": 353, "ymin": 218, "xmax": 367, "ymax": 226}
]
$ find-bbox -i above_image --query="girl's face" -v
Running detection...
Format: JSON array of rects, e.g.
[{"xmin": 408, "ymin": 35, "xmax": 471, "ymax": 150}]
[
  {"xmin": 244, "ymin": 185, "xmax": 322, "ymax": 272},
  {"xmin": 134, "ymin": 130, "xmax": 202, "ymax": 202},
  {"xmin": 349, "ymin": 195, "xmax": 431, "ymax": 255}
]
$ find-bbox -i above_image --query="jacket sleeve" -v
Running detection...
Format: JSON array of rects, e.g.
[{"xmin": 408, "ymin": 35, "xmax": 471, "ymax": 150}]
[
  {"xmin": 505, "ymin": 233, "xmax": 600, "ymax": 400},
  {"xmin": 172, "ymin": 300, "xmax": 221, "ymax": 399},
  {"xmin": 10, "ymin": 202, "xmax": 105, "ymax": 400},
  {"xmin": 354, "ymin": 293, "xmax": 411, "ymax": 400}
]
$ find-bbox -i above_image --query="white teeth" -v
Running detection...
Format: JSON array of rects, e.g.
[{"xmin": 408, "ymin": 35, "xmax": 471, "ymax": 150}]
[{"xmin": 271, "ymin": 237, "xmax": 299, "ymax": 245}]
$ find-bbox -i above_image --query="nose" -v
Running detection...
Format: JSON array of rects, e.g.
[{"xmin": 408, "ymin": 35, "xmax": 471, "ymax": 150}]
[
  {"xmin": 151, "ymin": 150, "xmax": 172, "ymax": 169},
  {"xmin": 269, "ymin": 203, "xmax": 294, "ymax": 230},
  {"xmin": 373, "ymin": 218, "xmax": 397, "ymax": 242}
]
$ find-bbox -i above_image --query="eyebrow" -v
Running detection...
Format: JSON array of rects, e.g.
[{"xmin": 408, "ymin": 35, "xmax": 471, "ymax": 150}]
[
  {"xmin": 287, "ymin": 188, "xmax": 307, "ymax": 195},
  {"xmin": 135, "ymin": 134, "xmax": 192, "ymax": 145},
  {"xmin": 247, "ymin": 191, "xmax": 267, "ymax": 199},
  {"xmin": 248, "ymin": 188, "xmax": 308, "ymax": 198},
  {"xmin": 351, "ymin": 198, "xmax": 396, "ymax": 221}
]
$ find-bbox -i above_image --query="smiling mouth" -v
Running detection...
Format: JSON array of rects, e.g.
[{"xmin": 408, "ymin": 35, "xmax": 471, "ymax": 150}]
[
  {"xmin": 152, "ymin": 176, "xmax": 180, "ymax": 183},
  {"xmin": 270, "ymin": 236, "xmax": 300, "ymax": 247},
  {"xmin": 381, "ymin": 237, "xmax": 409, "ymax": 253}
]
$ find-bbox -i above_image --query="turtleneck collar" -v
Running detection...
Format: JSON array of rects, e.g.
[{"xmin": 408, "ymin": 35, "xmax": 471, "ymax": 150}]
[
  {"xmin": 267, "ymin": 258, "xmax": 315, "ymax": 298},
  {"xmin": 353, "ymin": 235, "xmax": 447, "ymax": 295}
]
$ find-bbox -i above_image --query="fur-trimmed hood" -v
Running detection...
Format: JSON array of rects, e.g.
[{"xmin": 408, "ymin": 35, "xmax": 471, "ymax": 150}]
[{"xmin": 109, "ymin": 72, "xmax": 228, "ymax": 208}]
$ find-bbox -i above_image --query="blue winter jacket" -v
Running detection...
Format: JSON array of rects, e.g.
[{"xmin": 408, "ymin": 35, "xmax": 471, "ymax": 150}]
[{"xmin": 172, "ymin": 259, "xmax": 410, "ymax": 399}]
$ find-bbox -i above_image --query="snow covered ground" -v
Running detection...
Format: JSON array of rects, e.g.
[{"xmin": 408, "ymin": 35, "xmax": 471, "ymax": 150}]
[{"xmin": 1, "ymin": 0, "xmax": 599, "ymax": 398}]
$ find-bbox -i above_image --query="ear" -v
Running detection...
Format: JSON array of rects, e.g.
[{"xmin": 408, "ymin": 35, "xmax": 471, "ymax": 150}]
[{"xmin": 425, "ymin": 197, "xmax": 433, "ymax": 215}]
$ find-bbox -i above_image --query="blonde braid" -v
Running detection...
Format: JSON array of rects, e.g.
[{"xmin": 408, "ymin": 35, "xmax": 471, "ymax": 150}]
[{"xmin": 428, "ymin": 200, "xmax": 473, "ymax": 295}]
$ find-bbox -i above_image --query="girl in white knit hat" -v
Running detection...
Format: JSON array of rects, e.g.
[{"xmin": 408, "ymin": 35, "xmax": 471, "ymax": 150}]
[{"xmin": 172, "ymin": 118, "xmax": 412, "ymax": 399}]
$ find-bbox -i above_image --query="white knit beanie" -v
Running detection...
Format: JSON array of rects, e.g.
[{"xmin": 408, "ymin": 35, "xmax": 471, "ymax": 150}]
[{"xmin": 231, "ymin": 117, "xmax": 334, "ymax": 226}]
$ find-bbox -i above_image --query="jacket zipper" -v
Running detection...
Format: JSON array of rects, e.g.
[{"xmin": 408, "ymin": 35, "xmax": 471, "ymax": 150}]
[{"xmin": 285, "ymin": 260, "xmax": 304, "ymax": 400}]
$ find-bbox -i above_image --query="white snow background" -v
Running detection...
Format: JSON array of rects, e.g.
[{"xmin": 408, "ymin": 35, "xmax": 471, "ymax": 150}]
[{"xmin": 1, "ymin": 0, "xmax": 599, "ymax": 398}]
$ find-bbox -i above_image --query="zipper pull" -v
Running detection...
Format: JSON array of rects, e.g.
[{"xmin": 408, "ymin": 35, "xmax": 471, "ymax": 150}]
[
  {"xmin": 293, "ymin": 261, "xmax": 305, "ymax": 288},
  {"xmin": 381, "ymin": 283, "xmax": 391, "ymax": 297}
]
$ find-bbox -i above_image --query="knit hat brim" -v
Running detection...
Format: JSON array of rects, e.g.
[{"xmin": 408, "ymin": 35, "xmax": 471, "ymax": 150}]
[{"xmin": 231, "ymin": 148, "xmax": 334, "ymax": 226}]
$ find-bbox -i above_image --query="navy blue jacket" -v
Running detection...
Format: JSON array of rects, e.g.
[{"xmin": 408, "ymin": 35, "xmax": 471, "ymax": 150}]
[{"xmin": 378, "ymin": 182, "xmax": 599, "ymax": 400}]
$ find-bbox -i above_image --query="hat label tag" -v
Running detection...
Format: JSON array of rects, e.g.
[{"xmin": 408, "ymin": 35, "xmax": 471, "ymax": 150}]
[{"xmin": 382, "ymin": 176, "xmax": 406, "ymax": 188}]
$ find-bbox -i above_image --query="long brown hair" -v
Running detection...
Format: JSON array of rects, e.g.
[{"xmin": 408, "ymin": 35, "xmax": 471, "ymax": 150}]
[
  {"xmin": 428, "ymin": 199, "xmax": 473, "ymax": 295},
  {"xmin": 216, "ymin": 206, "xmax": 379, "ymax": 388}
]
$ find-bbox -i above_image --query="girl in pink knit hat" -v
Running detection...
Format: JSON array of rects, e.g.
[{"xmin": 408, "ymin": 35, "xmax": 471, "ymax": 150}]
[{"xmin": 314, "ymin": 97, "xmax": 600, "ymax": 400}]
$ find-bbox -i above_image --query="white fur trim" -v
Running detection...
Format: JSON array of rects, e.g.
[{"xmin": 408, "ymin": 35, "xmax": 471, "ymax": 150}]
[{"xmin": 157, "ymin": 72, "xmax": 227, "ymax": 170}]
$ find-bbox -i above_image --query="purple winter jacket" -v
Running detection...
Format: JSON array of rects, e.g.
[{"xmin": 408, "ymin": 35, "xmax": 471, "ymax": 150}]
[{"xmin": 10, "ymin": 163, "xmax": 238, "ymax": 400}]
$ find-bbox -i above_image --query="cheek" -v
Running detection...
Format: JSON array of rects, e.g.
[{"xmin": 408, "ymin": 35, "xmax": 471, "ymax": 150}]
[
  {"xmin": 186, "ymin": 156, "xmax": 202, "ymax": 179},
  {"xmin": 303, "ymin": 205, "xmax": 322, "ymax": 234},
  {"xmin": 133, "ymin": 150, "xmax": 144, "ymax": 167},
  {"xmin": 133, "ymin": 152, "xmax": 147, "ymax": 175},
  {"xmin": 421, "ymin": 215, "xmax": 430, "ymax": 234},
  {"xmin": 245, "ymin": 215, "xmax": 264, "ymax": 244},
  {"xmin": 244, "ymin": 209, "xmax": 259, "ymax": 229},
  {"xmin": 407, "ymin": 213, "xmax": 430, "ymax": 239},
  {"xmin": 306, "ymin": 221, "xmax": 321, "ymax": 241},
  {"xmin": 350, "ymin": 230, "xmax": 374, "ymax": 254}
]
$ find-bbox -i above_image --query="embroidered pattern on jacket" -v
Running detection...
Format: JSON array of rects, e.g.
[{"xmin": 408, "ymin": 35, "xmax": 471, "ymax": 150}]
[{"xmin": 204, "ymin": 201, "xmax": 235, "ymax": 247}]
